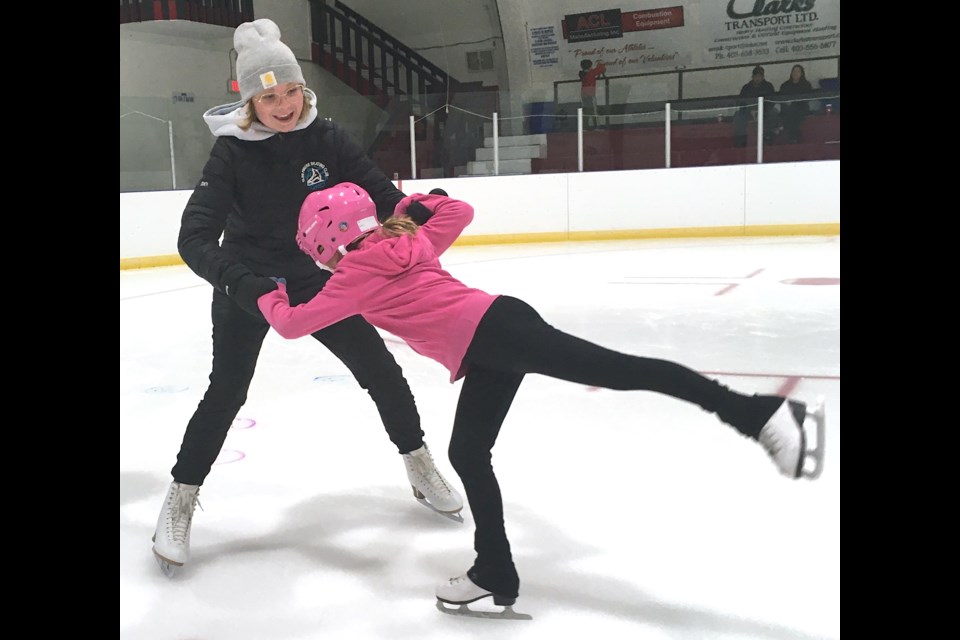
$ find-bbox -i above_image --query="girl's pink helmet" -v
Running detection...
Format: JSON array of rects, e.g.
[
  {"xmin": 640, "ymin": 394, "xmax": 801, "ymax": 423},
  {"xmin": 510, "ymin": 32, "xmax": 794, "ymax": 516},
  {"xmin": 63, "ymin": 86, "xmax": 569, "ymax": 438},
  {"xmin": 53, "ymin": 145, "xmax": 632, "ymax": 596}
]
[{"xmin": 297, "ymin": 182, "xmax": 380, "ymax": 264}]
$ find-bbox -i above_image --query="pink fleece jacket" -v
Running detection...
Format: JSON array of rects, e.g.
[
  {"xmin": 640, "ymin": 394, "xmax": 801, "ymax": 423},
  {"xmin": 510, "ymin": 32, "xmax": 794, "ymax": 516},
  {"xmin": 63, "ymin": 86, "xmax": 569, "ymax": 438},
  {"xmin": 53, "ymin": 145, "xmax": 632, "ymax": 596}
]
[{"xmin": 258, "ymin": 194, "xmax": 498, "ymax": 382}]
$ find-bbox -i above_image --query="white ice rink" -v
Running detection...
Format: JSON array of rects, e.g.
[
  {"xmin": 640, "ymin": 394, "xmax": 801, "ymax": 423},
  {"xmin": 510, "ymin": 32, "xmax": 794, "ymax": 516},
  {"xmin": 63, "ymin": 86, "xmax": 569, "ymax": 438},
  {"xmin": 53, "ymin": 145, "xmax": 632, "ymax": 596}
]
[{"xmin": 120, "ymin": 235, "xmax": 840, "ymax": 640}]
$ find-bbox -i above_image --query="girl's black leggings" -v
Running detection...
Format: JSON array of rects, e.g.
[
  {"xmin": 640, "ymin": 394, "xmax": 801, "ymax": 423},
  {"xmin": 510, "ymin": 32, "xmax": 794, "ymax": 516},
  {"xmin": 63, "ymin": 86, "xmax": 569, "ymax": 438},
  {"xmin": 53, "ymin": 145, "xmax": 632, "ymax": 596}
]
[{"xmin": 449, "ymin": 296, "xmax": 781, "ymax": 597}]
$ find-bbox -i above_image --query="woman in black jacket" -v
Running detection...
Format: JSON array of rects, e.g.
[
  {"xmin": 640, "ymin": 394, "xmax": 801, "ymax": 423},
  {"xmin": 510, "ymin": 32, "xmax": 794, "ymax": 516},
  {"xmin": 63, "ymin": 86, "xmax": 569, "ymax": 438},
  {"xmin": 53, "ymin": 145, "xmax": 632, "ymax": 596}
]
[
  {"xmin": 150, "ymin": 19, "xmax": 463, "ymax": 578},
  {"xmin": 778, "ymin": 64, "xmax": 814, "ymax": 143}
]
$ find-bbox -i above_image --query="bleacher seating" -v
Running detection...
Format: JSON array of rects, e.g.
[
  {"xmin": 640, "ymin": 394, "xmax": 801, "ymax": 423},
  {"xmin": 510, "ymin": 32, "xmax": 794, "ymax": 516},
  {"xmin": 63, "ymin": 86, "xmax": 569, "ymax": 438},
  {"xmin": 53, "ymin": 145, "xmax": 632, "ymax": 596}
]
[{"xmin": 532, "ymin": 113, "xmax": 840, "ymax": 173}]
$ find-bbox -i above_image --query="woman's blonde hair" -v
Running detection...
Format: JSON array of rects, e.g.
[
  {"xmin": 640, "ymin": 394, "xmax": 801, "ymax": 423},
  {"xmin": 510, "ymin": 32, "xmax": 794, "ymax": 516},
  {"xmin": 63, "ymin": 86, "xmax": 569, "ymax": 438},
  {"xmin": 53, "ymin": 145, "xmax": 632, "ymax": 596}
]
[
  {"xmin": 237, "ymin": 86, "xmax": 314, "ymax": 131},
  {"xmin": 381, "ymin": 216, "xmax": 420, "ymax": 238}
]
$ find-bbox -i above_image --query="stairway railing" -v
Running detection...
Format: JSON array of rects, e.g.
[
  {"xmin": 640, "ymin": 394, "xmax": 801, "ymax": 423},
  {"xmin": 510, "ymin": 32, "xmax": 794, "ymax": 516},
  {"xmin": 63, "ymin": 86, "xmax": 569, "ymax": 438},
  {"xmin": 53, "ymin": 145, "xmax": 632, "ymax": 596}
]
[
  {"xmin": 333, "ymin": 0, "xmax": 454, "ymax": 95},
  {"xmin": 311, "ymin": 0, "xmax": 452, "ymax": 106}
]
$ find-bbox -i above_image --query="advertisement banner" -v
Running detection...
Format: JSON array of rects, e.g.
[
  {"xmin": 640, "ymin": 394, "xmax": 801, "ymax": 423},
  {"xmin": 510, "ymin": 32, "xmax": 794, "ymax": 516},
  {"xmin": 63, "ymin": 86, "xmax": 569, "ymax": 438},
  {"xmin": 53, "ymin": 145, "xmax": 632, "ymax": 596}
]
[
  {"xmin": 563, "ymin": 9, "xmax": 624, "ymax": 43},
  {"xmin": 560, "ymin": 5, "xmax": 690, "ymax": 76},
  {"xmin": 699, "ymin": 0, "xmax": 840, "ymax": 66},
  {"xmin": 538, "ymin": 2, "xmax": 840, "ymax": 86},
  {"xmin": 621, "ymin": 6, "xmax": 684, "ymax": 32}
]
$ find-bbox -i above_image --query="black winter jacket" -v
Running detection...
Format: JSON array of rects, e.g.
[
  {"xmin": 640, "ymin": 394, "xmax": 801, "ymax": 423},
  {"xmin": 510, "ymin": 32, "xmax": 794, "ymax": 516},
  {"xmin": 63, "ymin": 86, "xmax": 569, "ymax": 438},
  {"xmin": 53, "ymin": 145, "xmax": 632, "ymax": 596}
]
[
  {"xmin": 178, "ymin": 108, "xmax": 403, "ymax": 299},
  {"xmin": 778, "ymin": 78, "xmax": 814, "ymax": 115},
  {"xmin": 737, "ymin": 79, "xmax": 777, "ymax": 114}
]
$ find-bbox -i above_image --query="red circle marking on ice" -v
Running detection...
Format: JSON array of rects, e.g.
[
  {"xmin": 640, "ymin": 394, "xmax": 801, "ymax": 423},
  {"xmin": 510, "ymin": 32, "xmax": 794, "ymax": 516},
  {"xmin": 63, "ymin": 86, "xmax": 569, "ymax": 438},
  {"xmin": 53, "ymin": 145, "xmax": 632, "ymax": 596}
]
[
  {"xmin": 213, "ymin": 450, "xmax": 245, "ymax": 465},
  {"xmin": 231, "ymin": 417, "xmax": 256, "ymax": 429},
  {"xmin": 780, "ymin": 277, "xmax": 840, "ymax": 286}
]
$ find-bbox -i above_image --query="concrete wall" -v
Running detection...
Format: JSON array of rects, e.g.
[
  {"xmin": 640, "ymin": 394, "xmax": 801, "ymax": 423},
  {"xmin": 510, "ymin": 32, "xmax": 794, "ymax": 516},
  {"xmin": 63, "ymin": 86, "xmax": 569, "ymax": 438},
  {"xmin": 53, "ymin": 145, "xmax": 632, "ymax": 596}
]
[
  {"xmin": 120, "ymin": 160, "xmax": 840, "ymax": 267},
  {"xmin": 120, "ymin": 15, "xmax": 387, "ymax": 193}
]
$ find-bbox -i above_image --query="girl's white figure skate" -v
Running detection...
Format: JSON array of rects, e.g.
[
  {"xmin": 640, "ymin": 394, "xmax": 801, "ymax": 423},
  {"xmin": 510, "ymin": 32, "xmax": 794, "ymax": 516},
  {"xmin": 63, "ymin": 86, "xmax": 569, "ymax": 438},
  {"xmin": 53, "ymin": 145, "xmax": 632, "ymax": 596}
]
[
  {"xmin": 759, "ymin": 395, "xmax": 826, "ymax": 479},
  {"xmin": 435, "ymin": 574, "xmax": 531, "ymax": 620},
  {"xmin": 403, "ymin": 443, "xmax": 464, "ymax": 522},
  {"xmin": 152, "ymin": 481, "xmax": 201, "ymax": 577}
]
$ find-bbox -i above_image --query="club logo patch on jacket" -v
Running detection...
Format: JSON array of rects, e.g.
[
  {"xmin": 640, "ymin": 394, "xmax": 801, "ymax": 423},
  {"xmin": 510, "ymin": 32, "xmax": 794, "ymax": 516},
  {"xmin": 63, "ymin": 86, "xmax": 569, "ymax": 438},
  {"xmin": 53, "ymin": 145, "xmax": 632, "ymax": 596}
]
[{"xmin": 301, "ymin": 162, "xmax": 330, "ymax": 190}]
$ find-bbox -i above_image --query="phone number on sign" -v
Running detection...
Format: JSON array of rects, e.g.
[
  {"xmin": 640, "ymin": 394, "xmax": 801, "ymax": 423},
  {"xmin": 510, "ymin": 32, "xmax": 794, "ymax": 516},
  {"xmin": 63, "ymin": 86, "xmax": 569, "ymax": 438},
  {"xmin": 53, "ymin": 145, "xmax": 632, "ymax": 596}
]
[
  {"xmin": 776, "ymin": 41, "xmax": 837, "ymax": 54},
  {"xmin": 714, "ymin": 48, "xmax": 770, "ymax": 60}
]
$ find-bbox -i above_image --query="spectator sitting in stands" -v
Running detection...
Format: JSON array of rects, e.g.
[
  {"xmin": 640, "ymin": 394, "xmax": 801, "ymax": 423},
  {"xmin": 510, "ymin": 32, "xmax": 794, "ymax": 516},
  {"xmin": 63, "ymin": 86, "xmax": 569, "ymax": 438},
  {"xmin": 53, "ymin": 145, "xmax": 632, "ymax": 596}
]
[
  {"xmin": 733, "ymin": 65, "xmax": 779, "ymax": 147},
  {"xmin": 777, "ymin": 64, "xmax": 814, "ymax": 144}
]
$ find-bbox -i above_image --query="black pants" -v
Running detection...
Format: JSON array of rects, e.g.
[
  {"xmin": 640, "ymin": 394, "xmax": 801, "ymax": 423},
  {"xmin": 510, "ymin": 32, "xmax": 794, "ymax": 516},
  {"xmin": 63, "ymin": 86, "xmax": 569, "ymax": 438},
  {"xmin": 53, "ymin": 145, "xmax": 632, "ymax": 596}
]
[
  {"xmin": 171, "ymin": 289, "xmax": 424, "ymax": 485},
  {"xmin": 581, "ymin": 95, "xmax": 600, "ymax": 128},
  {"xmin": 448, "ymin": 296, "xmax": 782, "ymax": 597},
  {"xmin": 733, "ymin": 108, "xmax": 780, "ymax": 147},
  {"xmin": 780, "ymin": 104, "xmax": 808, "ymax": 143}
]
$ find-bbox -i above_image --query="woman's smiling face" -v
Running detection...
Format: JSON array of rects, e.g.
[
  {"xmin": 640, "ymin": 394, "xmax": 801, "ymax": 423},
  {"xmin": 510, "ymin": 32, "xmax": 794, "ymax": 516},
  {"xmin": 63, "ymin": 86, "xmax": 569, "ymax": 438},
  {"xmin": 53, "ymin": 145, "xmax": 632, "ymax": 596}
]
[{"xmin": 252, "ymin": 82, "xmax": 305, "ymax": 132}]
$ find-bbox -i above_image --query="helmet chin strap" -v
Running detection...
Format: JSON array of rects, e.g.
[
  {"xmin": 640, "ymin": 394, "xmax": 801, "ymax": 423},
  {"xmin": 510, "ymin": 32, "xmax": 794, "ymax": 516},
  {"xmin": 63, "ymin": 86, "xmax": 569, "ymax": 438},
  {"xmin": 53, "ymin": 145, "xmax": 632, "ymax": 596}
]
[
  {"xmin": 345, "ymin": 230, "xmax": 376, "ymax": 252},
  {"xmin": 315, "ymin": 249, "xmax": 344, "ymax": 273}
]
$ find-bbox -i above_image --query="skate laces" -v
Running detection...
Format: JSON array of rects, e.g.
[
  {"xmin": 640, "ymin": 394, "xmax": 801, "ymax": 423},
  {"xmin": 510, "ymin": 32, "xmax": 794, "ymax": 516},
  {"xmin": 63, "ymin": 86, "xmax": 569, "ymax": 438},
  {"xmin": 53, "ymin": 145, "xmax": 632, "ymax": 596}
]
[
  {"xmin": 168, "ymin": 485, "xmax": 202, "ymax": 544},
  {"xmin": 760, "ymin": 428, "xmax": 787, "ymax": 463},
  {"xmin": 760, "ymin": 428, "xmax": 782, "ymax": 454},
  {"xmin": 407, "ymin": 446, "xmax": 452, "ymax": 496},
  {"xmin": 758, "ymin": 400, "xmax": 802, "ymax": 465}
]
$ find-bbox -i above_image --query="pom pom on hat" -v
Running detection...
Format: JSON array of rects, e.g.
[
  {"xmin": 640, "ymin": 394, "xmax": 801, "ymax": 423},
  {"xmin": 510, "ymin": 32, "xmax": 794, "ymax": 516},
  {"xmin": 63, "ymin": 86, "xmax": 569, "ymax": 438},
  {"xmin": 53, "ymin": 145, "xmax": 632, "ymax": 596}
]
[{"xmin": 234, "ymin": 18, "xmax": 305, "ymax": 102}]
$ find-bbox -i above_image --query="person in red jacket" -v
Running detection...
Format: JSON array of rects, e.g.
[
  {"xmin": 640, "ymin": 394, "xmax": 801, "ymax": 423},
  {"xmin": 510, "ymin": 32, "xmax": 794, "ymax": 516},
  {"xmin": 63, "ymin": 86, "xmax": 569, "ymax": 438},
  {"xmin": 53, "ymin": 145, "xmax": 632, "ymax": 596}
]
[
  {"xmin": 257, "ymin": 184, "xmax": 827, "ymax": 617},
  {"xmin": 579, "ymin": 59, "xmax": 607, "ymax": 129}
]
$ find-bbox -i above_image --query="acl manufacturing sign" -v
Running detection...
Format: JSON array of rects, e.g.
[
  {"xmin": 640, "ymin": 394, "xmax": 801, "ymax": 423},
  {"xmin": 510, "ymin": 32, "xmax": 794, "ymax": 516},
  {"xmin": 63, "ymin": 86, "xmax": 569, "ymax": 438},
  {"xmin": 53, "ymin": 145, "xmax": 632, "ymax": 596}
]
[
  {"xmin": 564, "ymin": 9, "xmax": 623, "ymax": 42},
  {"xmin": 563, "ymin": 6, "xmax": 684, "ymax": 43}
]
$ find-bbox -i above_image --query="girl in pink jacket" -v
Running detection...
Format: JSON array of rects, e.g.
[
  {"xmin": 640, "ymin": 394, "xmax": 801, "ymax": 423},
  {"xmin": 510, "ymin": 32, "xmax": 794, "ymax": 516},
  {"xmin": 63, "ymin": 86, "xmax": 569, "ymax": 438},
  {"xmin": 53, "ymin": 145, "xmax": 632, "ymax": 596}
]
[{"xmin": 257, "ymin": 183, "xmax": 825, "ymax": 616}]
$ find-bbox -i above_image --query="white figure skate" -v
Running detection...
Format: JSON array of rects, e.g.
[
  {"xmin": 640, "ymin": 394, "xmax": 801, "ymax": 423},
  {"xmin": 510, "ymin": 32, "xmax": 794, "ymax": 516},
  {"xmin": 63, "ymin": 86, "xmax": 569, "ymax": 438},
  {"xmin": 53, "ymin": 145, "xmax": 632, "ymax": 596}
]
[
  {"xmin": 152, "ymin": 481, "xmax": 201, "ymax": 577},
  {"xmin": 435, "ymin": 573, "xmax": 532, "ymax": 620},
  {"xmin": 403, "ymin": 444, "xmax": 464, "ymax": 523},
  {"xmin": 759, "ymin": 395, "xmax": 826, "ymax": 479}
]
